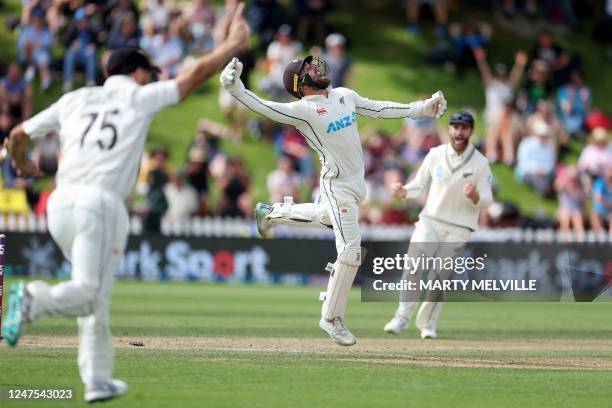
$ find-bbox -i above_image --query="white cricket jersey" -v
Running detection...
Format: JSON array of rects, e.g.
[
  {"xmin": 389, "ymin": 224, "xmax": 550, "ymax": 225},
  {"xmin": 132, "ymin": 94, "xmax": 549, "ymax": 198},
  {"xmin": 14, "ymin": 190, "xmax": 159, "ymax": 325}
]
[
  {"xmin": 404, "ymin": 144, "xmax": 493, "ymax": 231},
  {"xmin": 229, "ymin": 82, "xmax": 425, "ymax": 201},
  {"xmin": 23, "ymin": 76, "xmax": 179, "ymax": 199}
]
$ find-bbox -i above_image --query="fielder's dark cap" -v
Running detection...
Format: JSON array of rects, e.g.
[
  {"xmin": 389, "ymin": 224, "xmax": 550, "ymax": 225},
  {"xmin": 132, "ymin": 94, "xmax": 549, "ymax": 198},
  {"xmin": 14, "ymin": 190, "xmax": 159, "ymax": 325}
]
[
  {"xmin": 449, "ymin": 110, "xmax": 475, "ymax": 128},
  {"xmin": 282, "ymin": 56, "xmax": 313, "ymax": 99},
  {"xmin": 106, "ymin": 48, "xmax": 160, "ymax": 76}
]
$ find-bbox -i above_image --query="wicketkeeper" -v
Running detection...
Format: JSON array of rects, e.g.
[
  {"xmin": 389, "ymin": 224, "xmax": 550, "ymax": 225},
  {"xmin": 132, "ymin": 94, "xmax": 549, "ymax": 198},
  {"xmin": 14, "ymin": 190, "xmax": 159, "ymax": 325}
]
[{"xmin": 220, "ymin": 55, "xmax": 447, "ymax": 346}]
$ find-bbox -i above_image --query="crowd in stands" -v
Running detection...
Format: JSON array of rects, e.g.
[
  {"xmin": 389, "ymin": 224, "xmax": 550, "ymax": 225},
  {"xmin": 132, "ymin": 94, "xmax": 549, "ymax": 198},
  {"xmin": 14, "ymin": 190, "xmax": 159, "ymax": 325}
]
[{"xmin": 0, "ymin": 0, "xmax": 610, "ymax": 239}]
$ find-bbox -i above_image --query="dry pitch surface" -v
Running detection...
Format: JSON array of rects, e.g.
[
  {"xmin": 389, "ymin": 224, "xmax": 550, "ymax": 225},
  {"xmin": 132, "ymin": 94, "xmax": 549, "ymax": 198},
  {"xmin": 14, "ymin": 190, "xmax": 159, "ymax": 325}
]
[{"xmin": 19, "ymin": 335, "xmax": 612, "ymax": 371}]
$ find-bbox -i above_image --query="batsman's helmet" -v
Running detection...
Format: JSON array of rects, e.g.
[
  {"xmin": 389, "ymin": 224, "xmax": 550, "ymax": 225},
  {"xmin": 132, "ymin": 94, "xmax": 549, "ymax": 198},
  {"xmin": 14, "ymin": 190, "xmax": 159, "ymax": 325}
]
[{"xmin": 282, "ymin": 55, "xmax": 330, "ymax": 99}]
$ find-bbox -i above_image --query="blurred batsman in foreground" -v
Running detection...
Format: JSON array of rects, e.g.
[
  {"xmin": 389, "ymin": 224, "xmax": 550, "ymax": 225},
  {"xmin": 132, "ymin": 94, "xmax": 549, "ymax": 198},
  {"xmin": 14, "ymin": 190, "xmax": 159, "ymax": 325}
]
[
  {"xmin": 220, "ymin": 55, "xmax": 447, "ymax": 346},
  {"xmin": 384, "ymin": 111, "xmax": 493, "ymax": 339},
  {"xmin": 2, "ymin": 3, "xmax": 249, "ymax": 403}
]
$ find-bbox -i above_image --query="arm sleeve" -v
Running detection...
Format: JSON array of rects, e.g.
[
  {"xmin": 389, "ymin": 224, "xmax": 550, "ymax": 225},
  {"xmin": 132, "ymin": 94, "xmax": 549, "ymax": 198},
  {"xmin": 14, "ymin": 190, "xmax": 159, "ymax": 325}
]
[
  {"xmin": 231, "ymin": 83, "xmax": 306, "ymax": 127},
  {"xmin": 475, "ymin": 165, "xmax": 494, "ymax": 209},
  {"xmin": 135, "ymin": 80, "xmax": 180, "ymax": 115},
  {"xmin": 22, "ymin": 102, "xmax": 60, "ymax": 140},
  {"xmin": 403, "ymin": 153, "xmax": 432, "ymax": 198},
  {"xmin": 348, "ymin": 88, "xmax": 424, "ymax": 119}
]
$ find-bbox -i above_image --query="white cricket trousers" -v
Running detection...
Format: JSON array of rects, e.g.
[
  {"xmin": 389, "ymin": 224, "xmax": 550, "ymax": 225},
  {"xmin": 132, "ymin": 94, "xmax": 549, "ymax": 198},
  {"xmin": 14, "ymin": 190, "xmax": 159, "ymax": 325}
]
[
  {"xmin": 398, "ymin": 217, "xmax": 471, "ymax": 333},
  {"xmin": 27, "ymin": 184, "xmax": 129, "ymax": 386},
  {"xmin": 269, "ymin": 176, "xmax": 364, "ymax": 320}
]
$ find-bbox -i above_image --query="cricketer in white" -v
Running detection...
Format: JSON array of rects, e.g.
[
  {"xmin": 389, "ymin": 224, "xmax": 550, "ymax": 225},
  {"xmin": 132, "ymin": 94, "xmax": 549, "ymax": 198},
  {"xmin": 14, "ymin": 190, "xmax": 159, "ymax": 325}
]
[
  {"xmin": 384, "ymin": 110, "xmax": 493, "ymax": 339},
  {"xmin": 2, "ymin": 3, "xmax": 249, "ymax": 403},
  {"xmin": 220, "ymin": 55, "xmax": 448, "ymax": 346}
]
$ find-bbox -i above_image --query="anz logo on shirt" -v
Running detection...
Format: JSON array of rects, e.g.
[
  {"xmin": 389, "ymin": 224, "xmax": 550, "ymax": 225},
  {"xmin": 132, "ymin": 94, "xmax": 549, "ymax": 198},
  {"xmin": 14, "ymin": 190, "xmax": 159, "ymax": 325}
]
[{"xmin": 326, "ymin": 112, "xmax": 357, "ymax": 133}]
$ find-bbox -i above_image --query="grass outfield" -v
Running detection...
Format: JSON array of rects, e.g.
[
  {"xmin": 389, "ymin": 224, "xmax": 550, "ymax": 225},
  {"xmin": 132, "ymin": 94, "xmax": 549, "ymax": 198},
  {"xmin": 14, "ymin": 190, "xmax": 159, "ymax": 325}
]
[{"xmin": 1, "ymin": 281, "xmax": 612, "ymax": 407}]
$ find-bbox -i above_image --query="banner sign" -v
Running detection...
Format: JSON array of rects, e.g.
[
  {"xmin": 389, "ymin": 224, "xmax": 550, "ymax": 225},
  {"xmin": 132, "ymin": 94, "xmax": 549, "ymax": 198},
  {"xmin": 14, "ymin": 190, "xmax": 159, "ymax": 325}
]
[{"xmin": 2, "ymin": 233, "xmax": 611, "ymax": 301}]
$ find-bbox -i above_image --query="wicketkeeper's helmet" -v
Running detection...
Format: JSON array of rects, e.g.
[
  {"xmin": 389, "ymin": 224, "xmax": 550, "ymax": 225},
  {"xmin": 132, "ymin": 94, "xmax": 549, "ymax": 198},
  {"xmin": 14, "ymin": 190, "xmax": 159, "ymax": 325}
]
[{"xmin": 282, "ymin": 55, "xmax": 330, "ymax": 99}]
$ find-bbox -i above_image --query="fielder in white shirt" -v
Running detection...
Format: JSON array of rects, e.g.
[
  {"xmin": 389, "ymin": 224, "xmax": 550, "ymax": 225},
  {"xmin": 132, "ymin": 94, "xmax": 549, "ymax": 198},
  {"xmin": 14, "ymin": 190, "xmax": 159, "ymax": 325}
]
[
  {"xmin": 384, "ymin": 111, "xmax": 493, "ymax": 339},
  {"xmin": 220, "ymin": 55, "xmax": 448, "ymax": 346},
  {"xmin": 2, "ymin": 4, "xmax": 249, "ymax": 403}
]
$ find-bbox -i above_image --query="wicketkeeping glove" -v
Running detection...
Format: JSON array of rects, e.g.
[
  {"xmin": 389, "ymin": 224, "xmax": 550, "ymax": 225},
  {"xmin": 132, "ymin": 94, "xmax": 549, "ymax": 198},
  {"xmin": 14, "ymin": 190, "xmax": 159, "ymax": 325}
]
[
  {"xmin": 422, "ymin": 90, "xmax": 447, "ymax": 119},
  {"xmin": 220, "ymin": 57, "xmax": 244, "ymax": 94}
]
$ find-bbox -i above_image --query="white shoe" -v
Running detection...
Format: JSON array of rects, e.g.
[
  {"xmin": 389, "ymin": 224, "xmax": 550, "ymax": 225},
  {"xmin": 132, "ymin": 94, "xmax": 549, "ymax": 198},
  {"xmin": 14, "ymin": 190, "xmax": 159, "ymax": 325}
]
[
  {"xmin": 319, "ymin": 317, "xmax": 357, "ymax": 346},
  {"xmin": 85, "ymin": 379, "xmax": 128, "ymax": 403},
  {"xmin": 420, "ymin": 328, "xmax": 437, "ymax": 339},
  {"xmin": 383, "ymin": 312, "xmax": 410, "ymax": 335},
  {"xmin": 24, "ymin": 65, "xmax": 35, "ymax": 82}
]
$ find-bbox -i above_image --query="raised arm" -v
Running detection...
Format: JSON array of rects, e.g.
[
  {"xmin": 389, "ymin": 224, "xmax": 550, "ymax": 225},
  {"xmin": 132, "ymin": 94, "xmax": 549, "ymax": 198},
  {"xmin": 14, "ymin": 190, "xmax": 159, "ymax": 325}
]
[
  {"xmin": 220, "ymin": 58, "xmax": 306, "ymax": 127},
  {"xmin": 509, "ymin": 50, "xmax": 528, "ymax": 88},
  {"xmin": 175, "ymin": 2, "xmax": 249, "ymax": 100},
  {"xmin": 350, "ymin": 89, "xmax": 447, "ymax": 120},
  {"xmin": 472, "ymin": 47, "xmax": 493, "ymax": 85}
]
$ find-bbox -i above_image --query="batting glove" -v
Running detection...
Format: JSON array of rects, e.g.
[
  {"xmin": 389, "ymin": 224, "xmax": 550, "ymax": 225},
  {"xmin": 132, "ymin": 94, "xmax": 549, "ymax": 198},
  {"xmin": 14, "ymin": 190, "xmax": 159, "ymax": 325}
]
[
  {"xmin": 220, "ymin": 57, "xmax": 244, "ymax": 94},
  {"xmin": 422, "ymin": 91, "xmax": 447, "ymax": 119}
]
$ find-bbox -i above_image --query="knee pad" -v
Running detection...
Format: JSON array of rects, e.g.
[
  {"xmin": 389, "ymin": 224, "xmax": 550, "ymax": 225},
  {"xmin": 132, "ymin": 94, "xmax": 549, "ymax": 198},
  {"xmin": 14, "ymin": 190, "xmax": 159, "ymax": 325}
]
[{"xmin": 338, "ymin": 246, "xmax": 363, "ymax": 267}]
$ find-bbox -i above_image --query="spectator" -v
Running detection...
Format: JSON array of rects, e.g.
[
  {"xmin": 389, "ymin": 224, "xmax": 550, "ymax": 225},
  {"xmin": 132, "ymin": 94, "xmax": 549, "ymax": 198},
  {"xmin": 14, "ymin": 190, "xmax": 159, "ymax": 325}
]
[
  {"xmin": 473, "ymin": 47, "xmax": 527, "ymax": 163},
  {"xmin": 449, "ymin": 21, "xmax": 492, "ymax": 75},
  {"xmin": 63, "ymin": 8, "xmax": 99, "ymax": 92},
  {"xmin": 591, "ymin": 164, "xmax": 612, "ymax": 235},
  {"xmin": 185, "ymin": 122, "xmax": 223, "ymax": 214},
  {"xmin": 260, "ymin": 24, "xmax": 302, "ymax": 100},
  {"xmin": 531, "ymin": 29, "xmax": 579, "ymax": 87},
  {"xmin": 0, "ymin": 62, "xmax": 32, "ymax": 130},
  {"xmin": 323, "ymin": 33, "xmax": 352, "ymax": 88},
  {"xmin": 556, "ymin": 69, "xmax": 591, "ymax": 138},
  {"xmin": 105, "ymin": 0, "xmax": 140, "ymax": 30},
  {"xmin": 107, "ymin": 13, "xmax": 139, "ymax": 50},
  {"xmin": 380, "ymin": 167, "xmax": 409, "ymax": 225},
  {"xmin": 593, "ymin": 0, "xmax": 612, "ymax": 58},
  {"xmin": 140, "ymin": 0, "xmax": 170, "ymax": 32},
  {"xmin": 396, "ymin": 116, "xmax": 441, "ymax": 167},
  {"xmin": 150, "ymin": 19, "xmax": 185, "ymax": 80},
  {"xmin": 249, "ymin": 0, "xmax": 287, "ymax": 51},
  {"xmin": 516, "ymin": 120, "xmax": 556, "ymax": 197},
  {"xmin": 577, "ymin": 127, "xmax": 612, "ymax": 183},
  {"xmin": 185, "ymin": 0, "xmax": 215, "ymax": 53},
  {"xmin": 502, "ymin": 0, "xmax": 537, "ymax": 17},
  {"xmin": 144, "ymin": 148, "xmax": 171, "ymax": 233},
  {"xmin": 294, "ymin": 0, "xmax": 332, "ymax": 45},
  {"xmin": 164, "ymin": 170, "xmax": 200, "ymax": 222},
  {"xmin": 555, "ymin": 166, "xmax": 585, "ymax": 241},
  {"xmin": 405, "ymin": 0, "xmax": 448, "ymax": 37},
  {"xmin": 526, "ymin": 100, "xmax": 568, "ymax": 154},
  {"xmin": 267, "ymin": 155, "xmax": 300, "ymax": 203},
  {"xmin": 218, "ymin": 157, "xmax": 251, "ymax": 218},
  {"xmin": 17, "ymin": 13, "xmax": 53, "ymax": 91},
  {"xmin": 21, "ymin": 0, "xmax": 52, "ymax": 26},
  {"xmin": 139, "ymin": 20, "xmax": 156, "ymax": 56},
  {"xmin": 517, "ymin": 59, "xmax": 552, "ymax": 114},
  {"xmin": 278, "ymin": 125, "xmax": 313, "ymax": 182},
  {"xmin": 215, "ymin": 1, "xmax": 256, "ymax": 140}
]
